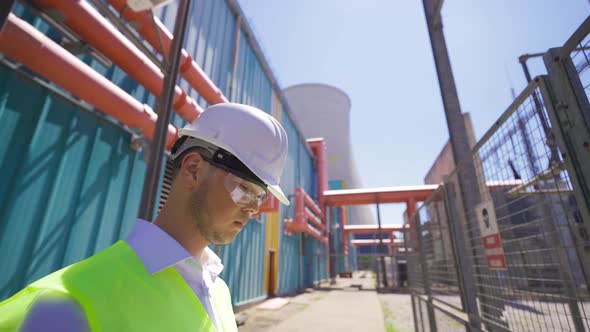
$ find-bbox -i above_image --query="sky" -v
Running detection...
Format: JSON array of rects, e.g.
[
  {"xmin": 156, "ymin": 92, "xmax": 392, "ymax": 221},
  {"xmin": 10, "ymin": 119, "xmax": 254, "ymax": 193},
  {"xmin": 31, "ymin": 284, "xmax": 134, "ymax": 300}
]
[{"xmin": 237, "ymin": 0, "xmax": 590, "ymax": 225}]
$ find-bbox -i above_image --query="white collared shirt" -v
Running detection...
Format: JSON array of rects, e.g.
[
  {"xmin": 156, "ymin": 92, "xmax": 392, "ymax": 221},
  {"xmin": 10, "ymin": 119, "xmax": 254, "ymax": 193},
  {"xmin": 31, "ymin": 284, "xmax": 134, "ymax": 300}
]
[{"xmin": 126, "ymin": 219, "xmax": 225, "ymax": 331}]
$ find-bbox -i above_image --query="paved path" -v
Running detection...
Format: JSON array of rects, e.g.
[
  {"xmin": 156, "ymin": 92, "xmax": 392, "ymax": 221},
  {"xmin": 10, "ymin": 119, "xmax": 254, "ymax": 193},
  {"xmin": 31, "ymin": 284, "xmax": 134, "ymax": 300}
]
[
  {"xmin": 379, "ymin": 292, "xmax": 415, "ymax": 332},
  {"xmin": 238, "ymin": 271, "xmax": 386, "ymax": 332},
  {"xmin": 272, "ymin": 288, "xmax": 386, "ymax": 332}
]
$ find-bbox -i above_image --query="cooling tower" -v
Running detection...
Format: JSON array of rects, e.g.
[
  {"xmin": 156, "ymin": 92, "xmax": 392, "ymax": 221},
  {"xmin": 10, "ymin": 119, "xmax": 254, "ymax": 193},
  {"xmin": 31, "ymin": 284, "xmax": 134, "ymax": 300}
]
[{"xmin": 284, "ymin": 83, "xmax": 374, "ymax": 225}]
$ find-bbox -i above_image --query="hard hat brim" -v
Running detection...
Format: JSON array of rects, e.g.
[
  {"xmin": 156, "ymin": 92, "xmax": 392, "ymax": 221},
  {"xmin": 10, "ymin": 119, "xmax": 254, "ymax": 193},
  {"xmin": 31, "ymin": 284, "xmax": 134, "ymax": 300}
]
[{"xmin": 267, "ymin": 183, "xmax": 290, "ymax": 206}]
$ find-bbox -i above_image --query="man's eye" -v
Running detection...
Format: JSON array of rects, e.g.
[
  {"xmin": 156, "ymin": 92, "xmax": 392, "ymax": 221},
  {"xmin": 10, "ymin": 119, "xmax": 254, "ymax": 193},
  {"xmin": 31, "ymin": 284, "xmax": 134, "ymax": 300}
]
[{"xmin": 239, "ymin": 184, "xmax": 249, "ymax": 192}]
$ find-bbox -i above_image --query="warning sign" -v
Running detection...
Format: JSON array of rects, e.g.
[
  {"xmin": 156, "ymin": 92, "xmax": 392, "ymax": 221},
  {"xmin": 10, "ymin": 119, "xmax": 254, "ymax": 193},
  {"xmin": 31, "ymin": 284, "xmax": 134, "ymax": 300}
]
[{"xmin": 475, "ymin": 201, "xmax": 507, "ymax": 270}]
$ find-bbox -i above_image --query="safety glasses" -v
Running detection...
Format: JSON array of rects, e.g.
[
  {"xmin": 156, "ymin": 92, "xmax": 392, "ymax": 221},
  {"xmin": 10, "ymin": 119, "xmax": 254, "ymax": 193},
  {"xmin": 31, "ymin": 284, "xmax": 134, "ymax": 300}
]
[{"xmin": 223, "ymin": 173, "xmax": 269, "ymax": 209}]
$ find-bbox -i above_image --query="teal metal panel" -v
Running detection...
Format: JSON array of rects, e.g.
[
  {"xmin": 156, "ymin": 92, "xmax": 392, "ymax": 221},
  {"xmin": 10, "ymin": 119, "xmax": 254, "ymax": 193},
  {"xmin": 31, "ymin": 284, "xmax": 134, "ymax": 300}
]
[
  {"xmin": 219, "ymin": 218, "xmax": 266, "ymax": 306},
  {"xmin": 232, "ymin": 31, "xmax": 272, "ymax": 113},
  {"xmin": 278, "ymin": 234, "xmax": 301, "ymax": 294},
  {"xmin": 155, "ymin": 0, "xmax": 236, "ymax": 127},
  {"xmin": 0, "ymin": 64, "xmax": 146, "ymax": 300},
  {"xmin": 155, "ymin": 0, "xmax": 236, "ymax": 106},
  {"xmin": 277, "ymin": 113, "xmax": 301, "ymax": 295},
  {"xmin": 4, "ymin": 0, "xmax": 319, "ymax": 305}
]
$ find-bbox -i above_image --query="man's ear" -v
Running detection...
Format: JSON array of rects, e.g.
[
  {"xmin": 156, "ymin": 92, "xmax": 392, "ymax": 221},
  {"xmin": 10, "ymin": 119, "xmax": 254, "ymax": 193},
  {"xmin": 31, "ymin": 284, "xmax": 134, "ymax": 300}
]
[{"xmin": 178, "ymin": 152, "xmax": 207, "ymax": 188}]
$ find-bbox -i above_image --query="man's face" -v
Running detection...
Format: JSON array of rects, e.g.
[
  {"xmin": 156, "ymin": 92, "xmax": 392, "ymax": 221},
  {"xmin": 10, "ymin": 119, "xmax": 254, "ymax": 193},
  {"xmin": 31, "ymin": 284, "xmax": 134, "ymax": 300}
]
[{"xmin": 188, "ymin": 164, "xmax": 257, "ymax": 245}]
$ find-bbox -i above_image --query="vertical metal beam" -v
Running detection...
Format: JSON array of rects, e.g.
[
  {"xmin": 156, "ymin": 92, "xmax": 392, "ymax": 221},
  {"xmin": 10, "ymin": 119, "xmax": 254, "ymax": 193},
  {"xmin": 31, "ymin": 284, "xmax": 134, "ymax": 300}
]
[
  {"xmin": 414, "ymin": 211, "xmax": 437, "ymax": 332},
  {"xmin": 422, "ymin": 0, "xmax": 480, "ymax": 208},
  {"xmin": 376, "ymin": 197, "xmax": 388, "ymax": 287},
  {"xmin": 328, "ymin": 206, "xmax": 336, "ymax": 285},
  {"xmin": 138, "ymin": 0, "xmax": 192, "ymax": 220},
  {"xmin": 539, "ymin": 64, "xmax": 590, "ymax": 293},
  {"xmin": 518, "ymin": 55, "xmax": 559, "ymax": 167},
  {"xmin": 228, "ymin": 14, "xmax": 241, "ymax": 101},
  {"xmin": 421, "ymin": 1, "xmax": 509, "ymax": 329},
  {"xmin": 442, "ymin": 178, "xmax": 480, "ymax": 331}
]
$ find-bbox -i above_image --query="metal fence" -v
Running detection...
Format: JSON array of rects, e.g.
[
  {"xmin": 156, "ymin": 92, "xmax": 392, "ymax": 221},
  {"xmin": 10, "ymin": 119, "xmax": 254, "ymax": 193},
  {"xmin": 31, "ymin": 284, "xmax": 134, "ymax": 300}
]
[{"xmin": 408, "ymin": 17, "xmax": 590, "ymax": 332}]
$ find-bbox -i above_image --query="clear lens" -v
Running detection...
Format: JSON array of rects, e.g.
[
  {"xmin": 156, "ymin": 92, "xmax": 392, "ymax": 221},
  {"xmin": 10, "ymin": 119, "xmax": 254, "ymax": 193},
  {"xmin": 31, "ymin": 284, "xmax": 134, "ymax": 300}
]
[{"xmin": 224, "ymin": 173, "xmax": 268, "ymax": 208}]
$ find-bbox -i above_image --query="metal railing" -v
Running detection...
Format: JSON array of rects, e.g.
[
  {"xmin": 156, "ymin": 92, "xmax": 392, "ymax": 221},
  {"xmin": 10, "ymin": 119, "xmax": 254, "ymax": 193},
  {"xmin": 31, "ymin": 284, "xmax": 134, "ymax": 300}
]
[{"xmin": 409, "ymin": 16, "xmax": 590, "ymax": 332}]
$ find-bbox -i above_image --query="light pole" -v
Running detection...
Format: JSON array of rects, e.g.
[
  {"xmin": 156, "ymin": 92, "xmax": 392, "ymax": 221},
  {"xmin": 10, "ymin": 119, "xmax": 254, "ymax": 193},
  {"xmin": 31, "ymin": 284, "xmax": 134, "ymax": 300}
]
[{"xmin": 137, "ymin": 0, "xmax": 193, "ymax": 220}]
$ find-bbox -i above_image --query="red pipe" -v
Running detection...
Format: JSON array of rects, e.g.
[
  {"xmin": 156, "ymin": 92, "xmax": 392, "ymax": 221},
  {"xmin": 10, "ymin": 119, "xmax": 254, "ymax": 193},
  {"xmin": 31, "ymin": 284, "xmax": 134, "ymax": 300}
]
[
  {"xmin": 258, "ymin": 195, "xmax": 279, "ymax": 213},
  {"xmin": 304, "ymin": 207, "xmax": 326, "ymax": 233},
  {"xmin": 302, "ymin": 190, "xmax": 322, "ymax": 217},
  {"xmin": 107, "ymin": 0, "xmax": 228, "ymax": 105},
  {"xmin": 34, "ymin": 0, "xmax": 202, "ymax": 122},
  {"xmin": 295, "ymin": 187, "xmax": 306, "ymax": 229},
  {"xmin": 0, "ymin": 14, "xmax": 177, "ymax": 148},
  {"xmin": 284, "ymin": 187, "xmax": 327, "ymax": 243},
  {"xmin": 285, "ymin": 219, "xmax": 327, "ymax": 244},
  {"xmin": 343, "ymin": 224, "xmax": 406, "ymax": 234},
  {"xmin": 340, "ymin": 207, "xmax": 348, "ymax": 254},
  {"xmin": 308, "ymin": 139, "xmax": 328, "ymax": 223},
  {"xmin": 406, "ymin": 198, "xmax": 418, "ymax": 249},
  {"xmin": 323, "ymin": 185, "xmax": 438, "ymax": 206}
]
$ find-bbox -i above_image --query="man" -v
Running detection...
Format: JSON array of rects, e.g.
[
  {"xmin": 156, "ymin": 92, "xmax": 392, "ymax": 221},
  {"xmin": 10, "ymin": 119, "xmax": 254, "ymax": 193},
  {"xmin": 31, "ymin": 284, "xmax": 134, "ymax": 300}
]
[{"xmin": 0, "ymin": 103, "xmax": 290, "ymax": 331}]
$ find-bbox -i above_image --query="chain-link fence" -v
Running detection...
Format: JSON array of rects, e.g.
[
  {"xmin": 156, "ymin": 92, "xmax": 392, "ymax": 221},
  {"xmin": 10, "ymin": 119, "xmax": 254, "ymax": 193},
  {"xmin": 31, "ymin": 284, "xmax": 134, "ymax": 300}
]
[{"xmin": 409, "ymin": 17, "xmax": 590, "ymax": 332}]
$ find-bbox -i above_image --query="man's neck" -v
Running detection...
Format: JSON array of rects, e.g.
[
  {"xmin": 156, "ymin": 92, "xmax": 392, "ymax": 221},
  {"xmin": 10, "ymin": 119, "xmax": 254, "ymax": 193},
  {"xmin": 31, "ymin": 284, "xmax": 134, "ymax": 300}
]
[{"xmin": 153, "ymin": 204, "xmax": 208, "ymax": 259}]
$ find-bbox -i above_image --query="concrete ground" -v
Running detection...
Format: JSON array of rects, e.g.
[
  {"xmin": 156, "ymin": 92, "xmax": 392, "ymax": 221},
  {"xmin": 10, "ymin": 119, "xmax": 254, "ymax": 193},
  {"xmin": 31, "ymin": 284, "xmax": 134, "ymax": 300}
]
[
  {"xmin": 238, "ymin": 271, "xmax": 413, "ymax": 332},
  {"xmin": 378, "ymin": 291, "xmax": 415, "ymax": 332}
]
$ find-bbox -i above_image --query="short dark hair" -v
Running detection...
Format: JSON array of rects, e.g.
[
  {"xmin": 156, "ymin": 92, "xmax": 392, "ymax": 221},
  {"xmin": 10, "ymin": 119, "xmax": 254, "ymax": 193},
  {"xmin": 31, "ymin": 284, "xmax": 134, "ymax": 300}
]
[{"xmin": 170, "ymin": 137, "xmax": 212, "ymax": 179}]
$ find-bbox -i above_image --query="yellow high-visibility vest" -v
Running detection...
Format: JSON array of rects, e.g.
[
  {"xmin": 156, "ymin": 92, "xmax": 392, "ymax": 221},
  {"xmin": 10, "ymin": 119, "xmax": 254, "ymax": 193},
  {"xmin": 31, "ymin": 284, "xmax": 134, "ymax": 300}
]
[{"xmin": 0, "ymin": 241, "xmax": 237, "ymax": 332}]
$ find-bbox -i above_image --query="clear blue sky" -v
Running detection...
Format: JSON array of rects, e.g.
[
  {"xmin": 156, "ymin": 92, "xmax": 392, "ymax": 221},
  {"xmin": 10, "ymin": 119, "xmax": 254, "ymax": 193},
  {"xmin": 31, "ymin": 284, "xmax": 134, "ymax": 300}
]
[{"xmin": 238, "ymin": 0, "xmax": 589, "ymax": 225}]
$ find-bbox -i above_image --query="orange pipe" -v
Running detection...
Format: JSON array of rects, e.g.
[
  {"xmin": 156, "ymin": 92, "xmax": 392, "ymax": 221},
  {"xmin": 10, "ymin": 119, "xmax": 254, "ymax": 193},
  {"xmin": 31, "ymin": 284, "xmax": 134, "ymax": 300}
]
[
  {"xmin": 284, "ymin": 218, "xmax": 327, "ymax": 244},
  {"xmin": 285, "ymin": 187, "xmax": 327, "ymax": 243},
  {"xmin": 107, "ymin": 0, "xmax": 228, "ymax": 105},
  {"xmin": 0, "ymin": 14, "xmax": 177, "ymax": 148},
  {"xmin": 305, "ymin": 207, "xmax": 326, "ymax": 233},
  {"xmin": 302, "ymin": 190, "xmax": 322, "ymax": 217},
  {"xmin": 340, "ymin": 207, "xmax": 348, "ymax": 254},
  {"xmin": 308, "ymin": 139, "xmax": 328, "ymax": 222},
  {"xmin": 295, "ymin": 187, "xmax": 306, "ymax": 229},
  {"xmin": 258, "ymin": 195, "xmax": 279, "ymax": 213},
  {"xmin": 34, "ymin": 0, "xmax": 202, "ymax": 122},
  {"xmin": 407, "ymin": 198, "xmax": 418, "ymax": 249},
  {"xmin": 323, "ymin": 185, "xmax": 438, "ymax": 206},
  {"xmin": 343, "ymin": 224, "xmax": 406, "ymax": 234}
]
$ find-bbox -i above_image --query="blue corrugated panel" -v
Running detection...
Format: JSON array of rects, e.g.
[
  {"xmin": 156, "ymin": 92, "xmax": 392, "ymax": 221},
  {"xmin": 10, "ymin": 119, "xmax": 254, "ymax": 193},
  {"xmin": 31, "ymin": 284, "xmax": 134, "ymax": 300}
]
[
  {"xmin": 155, "ymin": 0, "xmax": 236, "ymax": 125},
  {"xmin": 219, "ymin": 218, "xmax": 266, "ymax": 306},
  {"xmin": 276, "ymin": 113, "xmax": 303, "ymax": 294},
  {"xmin": 3, "ymin": 0, "xmax": 320, "ymax": 306},
  {"xmin": 0, "ymin": 64, "xmax": 146, "ymax": 300},
  {"xmin": 231, "ymin": 31, "xmax": 272, "ymax": 113}
]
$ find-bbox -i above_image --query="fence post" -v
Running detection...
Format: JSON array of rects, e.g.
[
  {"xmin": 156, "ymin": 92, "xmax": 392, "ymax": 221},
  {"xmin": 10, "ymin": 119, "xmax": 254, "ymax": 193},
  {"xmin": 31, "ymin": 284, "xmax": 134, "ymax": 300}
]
[
  {"xmin": 414, "ymin": 211, "xmax": 438, "ymax": 332},
  {"xmin": 442, "ymin": 178, "xmax": 481, "ymax": 331},
  {"xmin": 541, "ymin": 51, "xmax": 590, "ymax": 289}
]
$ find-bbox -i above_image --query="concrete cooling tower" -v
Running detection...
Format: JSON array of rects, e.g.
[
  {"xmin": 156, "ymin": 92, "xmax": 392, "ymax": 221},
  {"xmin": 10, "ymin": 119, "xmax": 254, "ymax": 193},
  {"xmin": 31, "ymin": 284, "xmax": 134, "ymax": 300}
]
[{"xmin": 284, "ymin": 83, "xmax": 374, "ymax": 225}]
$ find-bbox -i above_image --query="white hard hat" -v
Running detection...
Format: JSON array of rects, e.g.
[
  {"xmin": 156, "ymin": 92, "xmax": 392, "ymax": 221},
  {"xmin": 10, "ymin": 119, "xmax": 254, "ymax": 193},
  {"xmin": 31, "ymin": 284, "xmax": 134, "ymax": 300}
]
[{"xmin": 174, "ymin": 103, "xmax": 290, "ymax": 205}]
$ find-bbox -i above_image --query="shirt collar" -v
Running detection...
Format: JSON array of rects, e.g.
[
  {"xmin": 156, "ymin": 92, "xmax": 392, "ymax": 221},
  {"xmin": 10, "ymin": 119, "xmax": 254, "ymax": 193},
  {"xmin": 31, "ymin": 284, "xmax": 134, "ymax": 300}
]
[{"xmin": 126, "ymin": 219, "xmax": 224, "ymax": 275}]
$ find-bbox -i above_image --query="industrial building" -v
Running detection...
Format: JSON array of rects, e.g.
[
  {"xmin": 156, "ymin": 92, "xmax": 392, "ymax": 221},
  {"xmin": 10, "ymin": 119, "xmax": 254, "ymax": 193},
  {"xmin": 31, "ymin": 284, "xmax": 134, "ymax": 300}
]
[
  {"xmin": 2, "ymin": 1, "xmax": 590, "ymax": 331},
  {"xmin": 0, "ymin": 0, "xmax": 359, "ymax": 307}
]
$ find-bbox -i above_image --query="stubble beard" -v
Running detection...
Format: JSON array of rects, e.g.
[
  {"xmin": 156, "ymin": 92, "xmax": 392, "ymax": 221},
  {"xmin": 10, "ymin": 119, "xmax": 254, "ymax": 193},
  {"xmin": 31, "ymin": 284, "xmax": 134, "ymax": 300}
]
[{"xmin": 189, "ymin": 185, "xmax": 229, "ymax": 245}]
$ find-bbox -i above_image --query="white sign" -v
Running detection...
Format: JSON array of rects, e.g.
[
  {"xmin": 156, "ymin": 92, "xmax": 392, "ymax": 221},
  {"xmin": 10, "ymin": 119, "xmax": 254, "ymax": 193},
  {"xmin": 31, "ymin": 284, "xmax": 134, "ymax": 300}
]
[
  {"xmin": 475, "ymin": 200, "xmax": 507, "ymax": 270},
  {"xmin": 475, "ymin": 200, "xmax": 498, "ymax": 237}
]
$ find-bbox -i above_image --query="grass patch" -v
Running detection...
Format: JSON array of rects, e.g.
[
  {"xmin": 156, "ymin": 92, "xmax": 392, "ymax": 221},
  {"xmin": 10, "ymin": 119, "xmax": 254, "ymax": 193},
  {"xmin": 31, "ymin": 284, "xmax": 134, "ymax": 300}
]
[
  {"xmin": 380, "ymin": 300, "xmax": 399, "ymax": 332},
  {"xmin": 380, "ymin": 301, "xmax": 393, "ymax": 320},
  {"xmin": 385, "ymin": 323, "xmax": 398, "ymax": 332},
  {"xmin": 296, "ymin": 303, "xmax": 309, "ymax": 313}
]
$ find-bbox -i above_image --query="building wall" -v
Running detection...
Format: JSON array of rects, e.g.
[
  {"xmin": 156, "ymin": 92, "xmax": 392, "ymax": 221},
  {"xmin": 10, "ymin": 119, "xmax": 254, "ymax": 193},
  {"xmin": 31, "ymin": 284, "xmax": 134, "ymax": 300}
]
[
  {"xmin": 423, "ymin": 113, "xmax": 476, "ymax": 185},
  {"xmin": 0, "ymin": 0, "xmax": 321, "ymax": 305}
]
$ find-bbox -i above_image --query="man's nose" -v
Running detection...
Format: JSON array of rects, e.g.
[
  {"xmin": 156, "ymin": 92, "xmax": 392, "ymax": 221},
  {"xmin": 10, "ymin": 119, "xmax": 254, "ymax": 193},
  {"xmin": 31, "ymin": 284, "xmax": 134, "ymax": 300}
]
[{"xmin": 241, "ymin": 201, "xmax": 259, "ymax": 215}]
